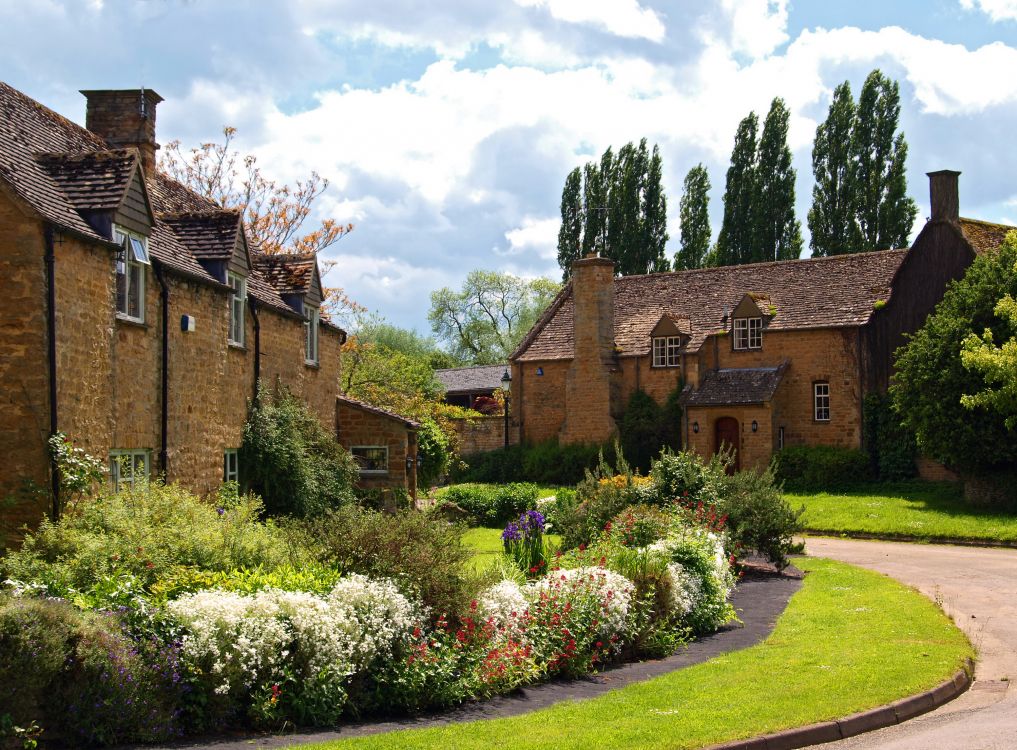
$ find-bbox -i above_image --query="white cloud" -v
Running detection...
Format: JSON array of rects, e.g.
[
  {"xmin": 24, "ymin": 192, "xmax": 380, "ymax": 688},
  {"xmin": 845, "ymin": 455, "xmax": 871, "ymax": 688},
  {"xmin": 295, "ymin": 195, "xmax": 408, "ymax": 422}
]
[
  {"xmin": 515, "ymin": 0, "xmax": 666, "ymax": 42},
  {"xmin": 717, "ymin": 0, "xmax": 789, "ymax": 58},
  {"xmin": 959, "ymin": 0, "xmax": 1017, "ymax": 22},
  {"xmin": 502, "ymin": 216, "xmax": 560, "ymax": 259}
]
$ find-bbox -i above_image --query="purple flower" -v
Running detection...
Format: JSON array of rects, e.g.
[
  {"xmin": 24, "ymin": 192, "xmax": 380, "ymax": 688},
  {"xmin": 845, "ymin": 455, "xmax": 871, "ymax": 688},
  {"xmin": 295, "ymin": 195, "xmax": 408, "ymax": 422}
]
[
  {"xmin": 216, "ymin": 507, "xmax": 225, "ymax": 516},
  {"xmin": 502, "ymin": 523, "xmax": 522, "ymax": 542}
]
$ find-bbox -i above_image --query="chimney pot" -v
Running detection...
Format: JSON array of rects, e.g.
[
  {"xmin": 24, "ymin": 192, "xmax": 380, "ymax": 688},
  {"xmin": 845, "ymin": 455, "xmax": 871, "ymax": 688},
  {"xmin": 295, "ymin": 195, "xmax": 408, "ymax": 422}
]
[
  {"xmin": 927, "ymin": 170, "xmax": 961, "ymax": 223},
  {"xmin": 80, "ymin": 89, "xmax": 163, "ymax": 175}
]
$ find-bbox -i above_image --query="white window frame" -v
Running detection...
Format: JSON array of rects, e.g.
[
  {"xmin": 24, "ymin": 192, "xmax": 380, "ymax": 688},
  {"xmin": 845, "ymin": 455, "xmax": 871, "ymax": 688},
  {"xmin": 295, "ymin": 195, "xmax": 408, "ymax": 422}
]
[
  {"xmin": 110, "ymin": 449, "xmax": 150, "ymax": 490},
  {"xmin": 814, "ymin": 382, "xmax": 831, "ymax": 422},
  {"xmin": 228, "ymin": 272, "xmax": 247, "ymax": 347},
  {"xmin": 304, "ymin": 306, "xmax": 320, "ymax": 365},
  {"xmin": 733, "ymin": 317, "xmax": 762, "ymax": 350},
  {"xmin": 351, "ymin": 445, "xmax": 389, "ymax": 475},
  {"xmin": 224, "ymin": 449, "xmax": 239, "ymax": 483},
  {"xmin": 113, "ymin": 225, "xmax": 149, "ymax": 323},
  {"xmin": 651, "ymin": 336, "xmax": 682, "ymax": 368}
]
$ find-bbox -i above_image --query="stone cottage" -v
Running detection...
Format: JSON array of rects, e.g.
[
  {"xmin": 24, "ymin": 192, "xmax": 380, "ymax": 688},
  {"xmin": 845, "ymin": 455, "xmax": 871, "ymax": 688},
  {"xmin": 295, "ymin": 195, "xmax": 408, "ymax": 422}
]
[
  {"xmin": 0, "ymin": 83, "xmax": 416, "ymax": 536},
  {"xmin": 510, "ymin": 171, "xmax": 1014, "ymax": 470}
]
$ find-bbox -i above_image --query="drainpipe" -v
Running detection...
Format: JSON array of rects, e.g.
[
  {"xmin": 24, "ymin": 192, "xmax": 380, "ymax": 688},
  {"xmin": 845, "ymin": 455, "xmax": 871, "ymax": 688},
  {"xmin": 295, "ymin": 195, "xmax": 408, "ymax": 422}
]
[
  {"xmin": 153, "ymin": 261, "xmax": 170, "ymax": 477},
  {"xmin": 44, "ymin": 225, "xmax": 60, "ymax": 521},
  {"xmin": 249, "ymin": 296, "xmax": 261, "ymax": 403}
]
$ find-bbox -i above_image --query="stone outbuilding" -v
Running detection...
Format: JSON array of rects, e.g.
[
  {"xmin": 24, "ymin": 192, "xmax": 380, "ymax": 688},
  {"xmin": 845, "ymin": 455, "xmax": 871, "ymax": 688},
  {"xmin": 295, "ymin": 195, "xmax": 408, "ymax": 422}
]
[{"xmin": 336, "ymin": 395, "xmax": 419, "ymax": 502}]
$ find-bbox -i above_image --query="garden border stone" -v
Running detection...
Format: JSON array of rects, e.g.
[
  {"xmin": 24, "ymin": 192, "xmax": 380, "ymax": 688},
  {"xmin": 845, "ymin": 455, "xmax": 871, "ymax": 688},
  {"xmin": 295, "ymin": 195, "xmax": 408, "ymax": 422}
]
[{"xmin": 703, "ymin": 659, "xmax": 973, "ymax": 750}]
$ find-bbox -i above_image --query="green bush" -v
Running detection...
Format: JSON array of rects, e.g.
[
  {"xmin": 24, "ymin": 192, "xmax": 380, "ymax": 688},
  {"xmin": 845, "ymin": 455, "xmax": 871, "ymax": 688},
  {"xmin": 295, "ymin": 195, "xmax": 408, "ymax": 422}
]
[
  {"xmin": 240, "ymin": 385, "xmax": 359, "ymax": 517},
  {"xmin": 718, "ymin": 467, "xmax": 804, "ymax": 569},
  {"xmin": 620, "ymin": 389, "xmax": 666, "ymax": 473},
  {"xmin": 1, "ymin": 483, "xmax": 301, "ymax": 595},
  {"xmin": 863, "ymin": 393, "xmax": 918, "ymax": 481},
  {"xmin": 301, "ymin": 505, "xmax": 480, "ymax": 623},
  {"xmin": 773, "ymin": 445, "xmax": 873, "ymax": 491},
  {"xmin": 456, "ymin": 441, "xmax": 618, "ymax": 485},
  {"xmin": 416, "ymin": 417, "xmax": 452, "ymax": 490},
  {"xmin": 438, "ymin": 483, "xmax": 540, "ymax": 526},
  {"xmin": 649, "ymin": 448, "xmax": 729, "ymax": 505}
]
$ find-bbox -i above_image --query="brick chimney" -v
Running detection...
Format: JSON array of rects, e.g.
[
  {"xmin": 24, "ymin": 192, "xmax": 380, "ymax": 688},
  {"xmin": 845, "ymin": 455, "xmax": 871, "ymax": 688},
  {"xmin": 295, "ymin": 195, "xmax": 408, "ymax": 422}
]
[
  {"xmin": 927, "ymin": 170, "xmax": 961, "ymax": 223},
  {"xmin": 80, "ymin": 89, "xmax": 163, "ymax": 175},
  {"xmin": 560, "ymin": 254, "xmax": 619, "ymax": 444}
]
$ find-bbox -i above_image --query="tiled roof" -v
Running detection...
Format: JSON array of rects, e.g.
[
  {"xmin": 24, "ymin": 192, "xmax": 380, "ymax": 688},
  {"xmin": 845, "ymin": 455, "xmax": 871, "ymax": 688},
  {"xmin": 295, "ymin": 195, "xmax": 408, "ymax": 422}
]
[
  {"xmin": 337, "ymin": 394, "xmax": 420, "ymax": 429},
  {"xmin": 435, "ymin": 364, "xmax": 507, "ymax": 394},
  {"xmin": 959, "ymin": 218, "xmax": 1017, "ymax": 255},
  {"xmin": 35, "ymin": 149, "xmax": 138, "ymax": 212},
  {"xmin": 684, "ymin": 364, "xmax": 788, "ymax": 407},
  {"xmin": 247, "ymin": 269, "xmax": 296, "ymax": 316},
  {"xmin": 147, "ymin": 170, "xmax": 219, "ymax": 213},
  {"xmin": 148, "ymin": 218, "xmax": 222, "ymax": 285},
  {"xmin": 252, "ymin": 252, "xmax": 316, "ymax": 295},
  {"xmin": 513, "ymin": 250, "xmax": 909, "ymax": 361},
  {"xmin": 160, "ymin": 210, "xmax": 243, "ymax": 261}
]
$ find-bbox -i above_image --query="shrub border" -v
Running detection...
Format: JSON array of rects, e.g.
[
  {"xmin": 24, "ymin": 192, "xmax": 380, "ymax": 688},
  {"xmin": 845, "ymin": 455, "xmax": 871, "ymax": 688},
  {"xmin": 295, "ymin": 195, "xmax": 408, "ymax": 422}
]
[{"xmin": 704, "ymin": 658, "xmax": 973, "ymax": 750}]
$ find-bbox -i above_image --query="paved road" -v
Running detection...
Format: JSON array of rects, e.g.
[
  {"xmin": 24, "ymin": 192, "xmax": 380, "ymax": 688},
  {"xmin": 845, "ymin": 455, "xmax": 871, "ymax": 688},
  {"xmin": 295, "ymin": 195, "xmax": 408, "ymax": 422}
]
[{"xmin": 804, "ymin": 537, "xmax": 1017, "ymax": 750}]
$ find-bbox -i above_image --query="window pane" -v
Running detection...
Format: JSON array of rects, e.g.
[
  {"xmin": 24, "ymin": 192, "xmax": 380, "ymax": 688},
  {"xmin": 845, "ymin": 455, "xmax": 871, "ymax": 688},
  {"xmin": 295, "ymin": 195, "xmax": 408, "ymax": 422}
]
[
  {"xmin": 352, "ymin": 447, "xmax": 388, "ymax": 472},
  {"xmin": 128, "ymin": 263, "xmax": 143, "ymax": 319},
  {"xmin": 130, "ymin": 236, "xmax": 149, "ymax": 263},
  {"xmin": 116, "ymin": 260, "xmax": 127, "ymax": 314}
]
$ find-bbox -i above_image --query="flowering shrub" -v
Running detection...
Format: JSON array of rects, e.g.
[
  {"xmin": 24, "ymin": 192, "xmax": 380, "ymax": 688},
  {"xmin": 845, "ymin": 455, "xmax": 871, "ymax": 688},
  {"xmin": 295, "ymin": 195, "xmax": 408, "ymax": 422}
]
[
  {"xmin": 609, "ymin": 505, "xmax": 670, "ymax": 547},
  {"xmin": 649, "ymin": 526, "xmax": 735, "ymax": 634},
  {"xmin": 476, "ymin": 579, "xmax": 528, "ymax": 629}
]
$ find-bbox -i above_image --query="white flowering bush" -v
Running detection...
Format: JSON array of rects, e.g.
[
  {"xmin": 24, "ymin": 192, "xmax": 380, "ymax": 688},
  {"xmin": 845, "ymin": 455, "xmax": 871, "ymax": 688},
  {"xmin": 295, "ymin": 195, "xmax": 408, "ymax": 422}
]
[
  {"xmin": 167, "ymin": 574, "xmax": 419, "ymax": 725},
  {"xmin": 649, "ymin": 525, "xmax": 735, "ymax": 633},
  {"xmin": 476, "ymin": 579, "xmax": 528, "ymax": 630}
]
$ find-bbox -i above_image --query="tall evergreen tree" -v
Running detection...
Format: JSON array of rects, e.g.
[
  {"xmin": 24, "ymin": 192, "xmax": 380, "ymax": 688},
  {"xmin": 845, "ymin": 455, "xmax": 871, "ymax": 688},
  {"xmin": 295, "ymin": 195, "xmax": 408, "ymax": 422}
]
[
  {"xmin": 608, "ymin": 141, "xmax": 646, "ymax": 275},
  {"xmin": 716, "ymin": 112, "xmax": 759, "ymax": 266},
  {"xmin": 808, "ymin": 82, "xmax": 858, "ymax": 256},
  {"xmin": 852, "ymin": 70, "xmax": 917, "ymax": 251},
  {"xmin": 556, "ymin": 167, "xmax": 583, "ymax": 280},
  {"xmin": 642, "ymin": 143, "xmax": 670, "ymax": 273},
  {"xmin": 582, "ymin": 151, "xmax": 612, "ymax": 255},
  {"xmin": 753, "ymin": 97, "xmax": 802, "ymax": 262},
  {"xmin": 676, "ymin": 164, "xmax": 711, "ymax": 270}
]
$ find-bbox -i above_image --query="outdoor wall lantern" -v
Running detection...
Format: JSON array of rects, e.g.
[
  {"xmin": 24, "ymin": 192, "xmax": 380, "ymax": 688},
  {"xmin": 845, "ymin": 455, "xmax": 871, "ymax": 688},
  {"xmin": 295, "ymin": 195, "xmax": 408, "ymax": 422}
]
[
  {"xmin": 501, "ymin": 368, "xmax": 512, "ymax": 448},
  {"xmin": 751, "ymin": 420, "xmax": 758, "ymax": 433},
  {"xmin": 536, "ymin": 367, "xmax": 543, "ymax": 376},
  {"xmin": 692, "ymin": 421, "xmax": 699, "ymax": 434}
]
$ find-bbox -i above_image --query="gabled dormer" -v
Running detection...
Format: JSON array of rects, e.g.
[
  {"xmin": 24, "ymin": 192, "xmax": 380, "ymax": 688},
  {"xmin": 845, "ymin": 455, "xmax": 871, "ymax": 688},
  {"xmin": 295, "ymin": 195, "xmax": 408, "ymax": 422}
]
[
  {"xmin": 251, "ymin": 253, "xmax": 324, "ymax": 365},
  {"xmin": 730, "ymin": 293, "xmax": 773, "ymax": 351},
  {"xmin": 650, "ymin": 312, "xmax": 690, "ymax": 368}
]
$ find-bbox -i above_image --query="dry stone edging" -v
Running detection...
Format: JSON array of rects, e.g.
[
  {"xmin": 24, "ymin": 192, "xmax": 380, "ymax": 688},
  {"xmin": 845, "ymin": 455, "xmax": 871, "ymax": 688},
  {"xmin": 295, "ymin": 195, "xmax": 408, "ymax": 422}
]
[{"xmin": 704, "ymin": 659, "xmax": 974, "ymax": 750}]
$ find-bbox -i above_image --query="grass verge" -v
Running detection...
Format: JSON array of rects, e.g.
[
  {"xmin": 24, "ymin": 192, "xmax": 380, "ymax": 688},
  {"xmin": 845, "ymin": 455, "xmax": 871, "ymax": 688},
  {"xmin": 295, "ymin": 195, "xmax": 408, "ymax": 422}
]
[
  {"xmin": 290, "ymin": 557, "xmax": 972, "ymax": 750},
  {"xmin": 791, "ymin": 481, "xmax": 1017, "ymax": 544},
  {"xmin": 461, "ymin": 526, "xmax": 561, "ymax": 573}
]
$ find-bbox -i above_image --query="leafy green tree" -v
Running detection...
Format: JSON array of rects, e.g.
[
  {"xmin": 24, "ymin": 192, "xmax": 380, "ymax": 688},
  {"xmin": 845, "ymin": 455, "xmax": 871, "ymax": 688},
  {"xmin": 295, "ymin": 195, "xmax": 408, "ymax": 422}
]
[
  {"xmin": 415, "ymin": 417, "xmax": 452, "ymax": 490},
  {"xmin": 753, "ymin": 97, "xmax": 802, "ymax": 262},
  {"xmin": 852, "ymin": 70, "xmax": 917, "ymax": 251},
  {"xmin": 428, "ymin": 270, "xmax": 560, "ymax": 365},
  {"xmin": 891, "ymin": 235, "xmax": 1017, "ymax": 473},
  {"xmin": 809, "ymin": 82, "xmax": 858, "ymax": 256},
  {"xmin": 557, "ymin": 167, "xmax": 584, "ymax": 280},
  {"xmin": 620, "ymin": 389, "xmax": 664, "ymax": 473},
  {"xmin": 556, "ymin": 140, "xmax": 669, "ymax": 276},
  {"xmin": 716, "ymin": 113, "xmax": 759, "ymax": 266},
  {"xmin": 676, "ymin": 164, "xmax": 711, "ymax": 270}
]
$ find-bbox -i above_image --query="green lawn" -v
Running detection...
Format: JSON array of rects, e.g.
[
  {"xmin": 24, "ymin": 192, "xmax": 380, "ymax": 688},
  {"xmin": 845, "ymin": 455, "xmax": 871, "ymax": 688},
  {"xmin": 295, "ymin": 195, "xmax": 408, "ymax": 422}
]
[
  {"xmin": 791, "ymin": 481, "xmax": 1017, "ymax": 543},
  {"xmin": 289, "ymin": 557, "xmax": 971, "ymax": 750}
]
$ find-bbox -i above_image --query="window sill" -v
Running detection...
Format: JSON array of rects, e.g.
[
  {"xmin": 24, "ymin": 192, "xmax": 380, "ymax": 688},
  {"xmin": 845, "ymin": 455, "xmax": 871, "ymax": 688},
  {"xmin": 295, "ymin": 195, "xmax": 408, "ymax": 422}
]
[
  {"xmin": 649, "ymin": 364, "xmax": 681, "ymax": 369},
  {"xmin": 228, "ymin": 341, "xmax": 247, "ymax": 352},
  {"xmin": 359, "ymin": 470, "xmax": 389, "ymax": 476},
  {"xmin": 304, "ymin": 360, "xmax": 320, "ymax": 369},
  {"xmin": 116, "ymin": 315, "xmax": 148, "ymax": 330}
]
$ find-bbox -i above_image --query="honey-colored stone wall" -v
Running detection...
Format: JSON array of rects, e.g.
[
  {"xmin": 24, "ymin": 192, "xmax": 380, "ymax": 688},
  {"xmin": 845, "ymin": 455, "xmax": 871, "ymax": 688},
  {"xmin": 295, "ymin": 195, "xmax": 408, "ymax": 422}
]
[
  {"xmin": 451, "ymin": 414, "xmax": 519, "ymax": 455},
  {"xmin": 336, "ymin": 401, "xmax": 417, "ymax": 499},
  {"xmin": 513, "ymin": 359, "xmax": 569, "ymax": 445},
  {"xmin": 685, "ymin": 404, "xmax": 774, "ymax": 470}
]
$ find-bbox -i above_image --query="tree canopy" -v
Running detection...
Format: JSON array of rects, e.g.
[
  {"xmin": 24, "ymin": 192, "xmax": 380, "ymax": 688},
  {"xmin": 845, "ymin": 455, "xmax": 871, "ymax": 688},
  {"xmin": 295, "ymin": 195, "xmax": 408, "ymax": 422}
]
[
  {"xmin": 676, "ymin": 164, "xmax": 711, "ymax": 271},
  {"xmin": 753, "ymin": 97, "xmax": 803, "ymax": 262},
  {"xmin": 428, "ymin": 270, "xmax": 560, "ymax": 365},
  {"xmin": 715, "ymin": 112, "xmax": 759, "ymax": 266},
  {"xmin": 890, "ymin": 233, "xmax": 1017, "ymax": 473},
  {"xmin": 556, "ymin": 139, "xmax": 670, "ymax": 278}
]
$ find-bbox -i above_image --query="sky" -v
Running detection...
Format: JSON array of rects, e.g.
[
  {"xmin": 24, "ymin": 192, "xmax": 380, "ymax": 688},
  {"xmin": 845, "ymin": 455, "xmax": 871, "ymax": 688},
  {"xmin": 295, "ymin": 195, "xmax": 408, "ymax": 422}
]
[{"xmin": 2, "ymin": 0, "xmax": 1017, "ymax": 334}]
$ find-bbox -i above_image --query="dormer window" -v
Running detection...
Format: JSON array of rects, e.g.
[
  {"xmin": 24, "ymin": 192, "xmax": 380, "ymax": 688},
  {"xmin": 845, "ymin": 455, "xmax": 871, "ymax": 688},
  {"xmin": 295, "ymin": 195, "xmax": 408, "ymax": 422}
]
[
  {"xmin": 114, "ymin": 226, "xmax": 148, "ymax": 323},
  {"xmin": 733, "ymin": 317, "xmax": 762, "ymax": 350},
  {"xmin": 305, "ymin": 306, "xmax": 319, "ymax": 365},
  {"xmin": 652, "ymin": 336, "xmax": 681, "ymax": 367},
  {"xmin": 228, "ymin": 272, "xmax": 246, "ymax": 347}
]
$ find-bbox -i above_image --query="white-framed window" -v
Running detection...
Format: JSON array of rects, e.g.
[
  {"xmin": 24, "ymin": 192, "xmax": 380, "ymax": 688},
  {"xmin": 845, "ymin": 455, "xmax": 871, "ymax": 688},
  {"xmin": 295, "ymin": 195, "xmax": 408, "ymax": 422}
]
[
  {"xmin": 110, "ymin": 449, "xmax": 150, "ymax": 490},
  {"xmin": 304, "ymin": 306, "xmax": 319, "ymax": 365},
  {"xmin": 351, "ymin": 446, "xmax": 388, "ymax": 474},
  {"xmin": 228, "ymin": 272, "xmax": 247, "ymax": 346},
  {"xmin": 113, "ymin": 226, "xmax": 149, "ymax": 323},
  {"xmin": 814, "ymin": 382, "xmax": 831, "ymax": 421},
  {"xmin": 223, "ymin": 449, "xmax": 239, "ymax": 483},
  {"xmin": 733, "ymin": 317, "xmax": 762, "ymax": 350},
  {"xmin": 652, "ymin": 336, "xmax": 682, "ymax": 367}
]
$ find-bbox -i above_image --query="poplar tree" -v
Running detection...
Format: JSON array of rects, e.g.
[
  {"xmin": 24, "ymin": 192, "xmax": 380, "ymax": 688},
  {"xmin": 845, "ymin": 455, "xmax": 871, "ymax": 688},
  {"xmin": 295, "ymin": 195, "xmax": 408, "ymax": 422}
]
[
  {"xmin": 608, "ymin": 141, "xmax": 646, "ymax": 275},
  {"xmin": 557, "ymin": 167, "xmax": 583, "ymax": 280},
  {"xmin": 852, "ymin": 70, "xmax": 917, "ymax": 251},
  {"xmin": 753, "ymin": 97, "xmax": 802, "ymax": 262},
  {"xmin": 716, "ymin": 113, "xmax": 759, "ymax": 266},
  {"xmin": 676, "ymin": 164, "xmax": 711, "ymax": 270},
  {"xmin": 808, "ymin": 82, "xmax": 858, "ymax": 256},
  {"xmin": 642, "ymin": 143, "xmax": 670, "ymax": 273}
]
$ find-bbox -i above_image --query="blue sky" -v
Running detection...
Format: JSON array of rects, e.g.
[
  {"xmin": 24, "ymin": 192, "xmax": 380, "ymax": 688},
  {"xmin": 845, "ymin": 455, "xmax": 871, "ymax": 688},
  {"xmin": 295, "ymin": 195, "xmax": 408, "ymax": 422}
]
[{"xmin": 2, "ymin": 0, "xmax": 1016, "ymax": 334}]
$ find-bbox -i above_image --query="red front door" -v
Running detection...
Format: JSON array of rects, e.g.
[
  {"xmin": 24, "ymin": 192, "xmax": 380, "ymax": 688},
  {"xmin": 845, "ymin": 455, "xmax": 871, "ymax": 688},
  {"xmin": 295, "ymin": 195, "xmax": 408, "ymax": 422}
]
[{"xmin": 714, "ymin": 417, "xmax": 740, "ymax": 472}]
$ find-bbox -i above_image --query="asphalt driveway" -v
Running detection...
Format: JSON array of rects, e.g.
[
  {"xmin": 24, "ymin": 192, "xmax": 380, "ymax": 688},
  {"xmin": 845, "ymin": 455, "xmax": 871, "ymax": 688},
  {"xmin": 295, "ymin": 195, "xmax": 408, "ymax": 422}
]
[{"xmin": 804, "ymin": 537, "xmax": 1017, "ymax": 750}]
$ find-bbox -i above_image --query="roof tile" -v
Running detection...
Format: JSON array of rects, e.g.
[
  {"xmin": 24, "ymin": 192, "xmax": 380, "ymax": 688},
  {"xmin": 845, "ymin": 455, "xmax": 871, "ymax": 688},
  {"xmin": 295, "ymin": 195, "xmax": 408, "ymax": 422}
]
[
  {"xmin": 685, "ymin": 364, "xmax": 788, "ymax": 407},
  {"xmin": 959, "ymin": 218, "xmax": 1017, "ymax": 255},
  {"xmin": 434, "ymin": 364, "xmax": 508, "ymax": 394}
]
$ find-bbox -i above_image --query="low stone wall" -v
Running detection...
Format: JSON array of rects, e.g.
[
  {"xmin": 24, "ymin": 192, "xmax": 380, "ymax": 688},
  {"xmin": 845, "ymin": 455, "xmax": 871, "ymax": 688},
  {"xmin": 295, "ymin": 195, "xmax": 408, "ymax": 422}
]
[{"xmin": 450, "ymin": 415, "xmax": 518, "ymax": 454}]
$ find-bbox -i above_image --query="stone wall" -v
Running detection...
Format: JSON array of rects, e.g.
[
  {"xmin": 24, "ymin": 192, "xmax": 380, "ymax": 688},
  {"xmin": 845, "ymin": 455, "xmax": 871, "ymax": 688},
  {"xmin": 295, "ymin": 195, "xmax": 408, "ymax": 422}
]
[
  {"xmin": 450, "ymin": 414, "xmax": 519, "ymax": 455},
  {"xmin": 685, "ymin": 404, "xmax": 774, "ymax": 470},
  {"xmin": 336, "ymin": 401, "xmax": 417, "ymax": 500}
]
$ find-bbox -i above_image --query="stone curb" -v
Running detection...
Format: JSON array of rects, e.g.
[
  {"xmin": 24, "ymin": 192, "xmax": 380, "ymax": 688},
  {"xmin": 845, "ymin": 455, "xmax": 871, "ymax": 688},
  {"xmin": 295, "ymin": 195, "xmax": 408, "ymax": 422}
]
[
  {"xmin": 802, "ymin": 530, "xmax": 1017, "ymax": 550},
  {"xmin": 703, "ymin": 659, "xmax": 973, "ymax": 750}
]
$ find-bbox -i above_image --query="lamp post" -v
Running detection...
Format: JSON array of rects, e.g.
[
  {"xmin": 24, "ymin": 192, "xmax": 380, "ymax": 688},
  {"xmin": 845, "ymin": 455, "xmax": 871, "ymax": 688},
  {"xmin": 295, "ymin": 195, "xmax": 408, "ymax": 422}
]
[{"xmin": 501, "ymin": 368, "xmax": 512, "ymax": 448}]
